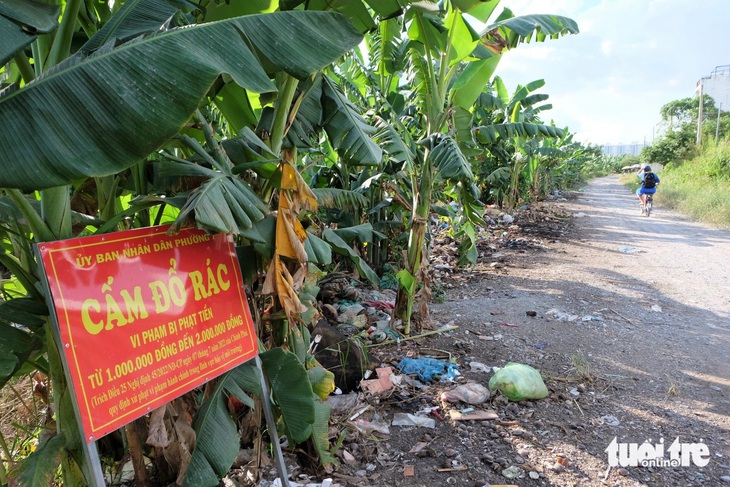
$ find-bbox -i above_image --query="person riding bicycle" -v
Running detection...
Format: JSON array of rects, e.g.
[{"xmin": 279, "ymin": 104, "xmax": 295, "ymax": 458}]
[{"xmin": 636, "ymin": 165, "xmax": 659, "ymax": 206}]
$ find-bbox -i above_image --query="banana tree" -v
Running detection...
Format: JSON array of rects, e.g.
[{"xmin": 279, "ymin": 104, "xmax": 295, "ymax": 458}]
[
  {"xmin": 360, "ymin": 1, "xmax": 579, "ymax": 332},
  {"xmin": 0, "ymin": 2, "xmax": 364, "ymax": 484},
  {"xmin": 471, "ymin": 76, "xmax": 567, "ymax": 208}
]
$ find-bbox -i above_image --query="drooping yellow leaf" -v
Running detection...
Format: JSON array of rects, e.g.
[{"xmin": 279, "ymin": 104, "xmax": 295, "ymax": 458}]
[
  {"xmin": 281, "ymin": 162, "xmax": 318, "ymax": 212},
  {"xmin": 263, "ymin": 255, "xmax": 308, "ymax": 324},
  {"xmin": 262, "ymin": 161, "xmax": 318, "ymax": 325},
  {"xmin": 276, "ymin": 205, "xmax": 308, "ymax": 262}
]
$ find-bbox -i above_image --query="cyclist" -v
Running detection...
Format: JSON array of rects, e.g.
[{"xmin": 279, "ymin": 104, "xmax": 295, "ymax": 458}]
[{"xmin": 636, "ymin": 165, "xmax": 659, "ymax": 207}]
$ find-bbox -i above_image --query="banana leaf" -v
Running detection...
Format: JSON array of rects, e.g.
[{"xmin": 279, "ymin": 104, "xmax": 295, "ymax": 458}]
[
  {"xmin": 0, "ymin": 0, "xmax": 60, "ymax": 65},
  {"xmin": 0, "ymin": 11, "xmax": 363, "ymax": 191},
  {"xmin": 182, "ymin": 362, "xmax": 261, "ymax": 487}
]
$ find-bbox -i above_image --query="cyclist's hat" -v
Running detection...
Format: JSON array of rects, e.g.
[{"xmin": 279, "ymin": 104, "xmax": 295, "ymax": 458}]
[{"xmin": 644, "ymin": 165, "xmax": 651, "ymax": 171}]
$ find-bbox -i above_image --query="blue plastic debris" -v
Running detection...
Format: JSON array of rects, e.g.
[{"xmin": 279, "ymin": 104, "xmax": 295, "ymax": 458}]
[{"xmin": 397, "ymin": 357, "xmax": 460, "ymax": 383}]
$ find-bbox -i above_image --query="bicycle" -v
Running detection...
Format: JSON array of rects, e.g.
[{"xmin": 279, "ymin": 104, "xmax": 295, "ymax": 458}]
[{"xmin": 640, "ymin": 194, "xmax": 653, "ymax": 217}]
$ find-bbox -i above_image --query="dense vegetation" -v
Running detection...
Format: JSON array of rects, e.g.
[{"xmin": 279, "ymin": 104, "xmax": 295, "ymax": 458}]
[{"xmin": 0, "ymin": 1, "xmax": 641, "ymax": 486}]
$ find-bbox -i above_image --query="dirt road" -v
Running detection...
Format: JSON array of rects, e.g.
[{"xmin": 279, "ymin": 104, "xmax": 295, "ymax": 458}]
[
  {"xmin": 539, "ymin": 175, "xmax": 730, "ymax": 386},
  {"xmin": 420, "ymin": 175, "xmax": 730, "ymax": 486},
  {"xmin": 266, "ymin": 175, "xmax": 730, "ymax": 487}
]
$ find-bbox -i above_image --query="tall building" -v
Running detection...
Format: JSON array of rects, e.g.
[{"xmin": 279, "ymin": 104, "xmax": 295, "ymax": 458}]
[
  {"xmin": 601, "ymin": 143, "xmax": 646, "ymax": 156},
  {"xmin": 696, "ymin": 65, "xmax": 730, "ymax": 110}
]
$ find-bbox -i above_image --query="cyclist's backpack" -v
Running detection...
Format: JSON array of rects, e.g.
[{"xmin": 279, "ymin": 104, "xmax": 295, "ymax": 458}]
[{"xmin": 643, "ymin": 172, "xmax": 656, "ymax": 189}]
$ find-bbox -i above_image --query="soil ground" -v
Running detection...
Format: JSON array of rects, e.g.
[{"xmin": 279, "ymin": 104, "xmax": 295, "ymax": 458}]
[{"xmin": 291, "ymin": 175, "xmax": 730, "ymax": 487}]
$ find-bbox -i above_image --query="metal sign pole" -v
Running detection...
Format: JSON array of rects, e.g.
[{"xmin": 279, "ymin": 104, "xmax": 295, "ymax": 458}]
[
  {"xmin": 255, "ymin": 355, "xmax": 290, "ymax": 487},
  {"xmin": 35, "ymin": 245, "xmax": 107, "ymax": 486}
]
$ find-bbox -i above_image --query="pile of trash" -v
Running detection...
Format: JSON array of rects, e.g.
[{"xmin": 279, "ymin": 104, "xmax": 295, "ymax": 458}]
[{"xmin": 324, "ymin": 353, "xmax": 549, "ymax": 435}]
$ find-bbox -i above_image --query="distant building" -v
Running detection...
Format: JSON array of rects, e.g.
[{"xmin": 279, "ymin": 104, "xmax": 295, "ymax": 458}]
[
  {"xmin": 601, "ymin": 143, "xmax": 647, "ymax": 156},
  {"xmin": 696, "ymin": 65, "xmax": 730, "ymax": 110}
]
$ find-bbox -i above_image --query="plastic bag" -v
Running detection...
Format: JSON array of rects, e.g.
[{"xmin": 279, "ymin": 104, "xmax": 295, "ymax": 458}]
[
  {"xmin": 440, "ymin": 382, "xmax": 490, "ymax": 404},
  {"xmin": 397, "ymin": 357, "xmax": 460, "ymax": 382},
  {"xmin": 488, "ymin": 363, "xmax": 548, "ymax": 401},
  {"xmin": 391, "ymin": 413, "xmax": 436, "ymax": 429}
]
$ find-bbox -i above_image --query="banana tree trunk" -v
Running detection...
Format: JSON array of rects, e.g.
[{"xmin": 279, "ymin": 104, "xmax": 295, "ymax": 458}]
[{"xmin": 396, "ymin": 159, "xmax": 434, "ymax": 335}]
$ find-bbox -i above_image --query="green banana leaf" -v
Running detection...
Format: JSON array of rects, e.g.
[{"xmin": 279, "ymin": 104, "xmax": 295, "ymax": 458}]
[
  {"xmin": 307, "ymin": 0, "xmax": 375, "ymax": 32},
  {"xmin": 80, "ymin": 0, "xmax": 185, "ymax": 54},
  {"xmin": 420, "ymin": 134, "xmax": 475, "ymax": 182},
  {"xmin": 15, "ymin": 433, "xmax": 66, "ymax": 487},
  {"xmin": 158, "ymin": 158, "xmax": 268, "ymax": 234},
  {"xmin": 304, "ymin": 231, "xmax": 333, "ymax": 266},
  {"xmin": 322, "ymin": 75, "xmax": 383, "ymax": 166},
  {"xmin": 484, "ymin": 13, "xmax": 580, "ymax": 48},
  {"xmin": 259, "ymin": 347, "xmax": 316, "ymax": 444},
  {"xmin": 313, "ymin": 188, "xmax": 368, "ymax": 210},
  {"xmin": 322, "ymin": 229, "xmax": 380, "ymax": 286},
  {"xmin": 476, "ymin": 123, "xmax": 565, "ymax": 143},
  {"xmin": 182, "ymin": 362, "xmax": 261, "ymax": 487},
  {"xmin": 0, "ymin": 316, "xmax": 44, "ymax": 388},
  {"xmin": 0, "ymin": 11, "xmax": 363, "ymax": 191},
  {"xmin": 225, "ymin": 127, "xmax": 280, "ymax": 179},
  {"xmin": 310, "ymin": 397, "xmax": 337, "ymax": 467},
  {"xmin": 332, "ymin": 223, "xmax": 379, "ymax": 244},
  {"xmin": 0, "ymin": 0, "xmax": 60, "ymax": 65}
]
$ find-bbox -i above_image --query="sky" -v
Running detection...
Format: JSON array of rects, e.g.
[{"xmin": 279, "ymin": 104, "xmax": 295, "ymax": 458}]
[{"xmin": 493, "ymin": 0, "xmax": 730, "ymax": 146}]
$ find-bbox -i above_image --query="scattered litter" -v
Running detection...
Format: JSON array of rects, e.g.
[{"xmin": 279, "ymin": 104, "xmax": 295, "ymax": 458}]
[
  {"xmin": 271, "ymin": 479, "xmax": 340, "ymax": 487},
  {"xmin": 428, "ymin": 408, "xmax": 444, "ymax": 421},
  {"xmin": 403, "ymin": 464, "xmax": 415, "ymax": 477},
  {"xmin": 349, "ymin": 405, "xmax": 371, "ymax": 421},
  {"xmin": 618, "ymin": 246, "xmax": 641, "ymax": 253},
  {"xmin": 534, "ymin": 342, "xmax": 548, "ymax": 350},
  {"xmin": 489, "ymin": 363, "xmax": 549, "ymax": 401},
  {"xmin": 651, "ymin": 304, "xmax": 662, "ymax": 312},
  {"xmin": 440, "ymin": 383, "xmax": 490, "ymax": 404},
  {"xmin": 499, "ymin": 322, "xmax": 519, "ymax": 327},
  {"xmin": 326, "ymin": 393, "xmax": 359, "ymax": 413},
  {"xmin": 709, "ymin": 385, "xmax": 721, "ymax": 392},
  {"xmin": 362, "ymin": 300, "xmax": 394, "ymax": 310},
  {"xmin": 574, "ymin": 212, "xmax": 588, "ymax": 218},
  {"xmin": 449, "ymin": 409, "xmax": 499, "ymax": 421},
  {"xmin": 360, "ymin": 367, "xmax": 395, "ymax": 394},
  {"xmin": 398, "ymin": 357, "xmax": 460, "ymax": 383},
  {"xmin": 546, "ymin": 309, "xmax": 578, "ymax": 322},
  {"xmin": 350, "ymin": 418, "xmax": 390, "ymax": 435},
  {"xmin": 392, "ymin": 413, "xmax": 436, "ymax": 429},
  {"xmin": 501, "ymin": 465, "xmax": 524, "ymax": 479},
  {"xmin": 581, "ymin": 315, "xmax": 604, "ymax": 322},
  {"xmin": 468, "ymin": 361, "xmax": 491, "ymax": 373},
  {"xmin": 600, "ymin": 415, "xmax": 621, "ymax": 426},
  {"xmin": 391, "ymin": 374, "xmax": 430, "ymax": 390},
  {"xmin": 501, "ymin": 214, "xmax": 514, "ymax": 224},
  {"xmin": 408, "ymin": 442, "xmax": 429, "ymax": 454},
  {"xmin": 569, "ymin": 388, "xmax": 580, "ymax": 396}
]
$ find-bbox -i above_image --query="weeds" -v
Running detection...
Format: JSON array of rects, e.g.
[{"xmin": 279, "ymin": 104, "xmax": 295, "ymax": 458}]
[
  {"xmin": 569, "ymin": 350, "xmax": 593, "ymax": 383},
  {"xmin": 665, "ymin": 376, "xmax": 679, "ymax": 399}
]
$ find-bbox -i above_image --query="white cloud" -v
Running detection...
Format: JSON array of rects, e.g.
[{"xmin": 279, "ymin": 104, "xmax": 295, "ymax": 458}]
[{"xmin": 495, "ymin": 0, "xmax": 730, "ymax": 145}]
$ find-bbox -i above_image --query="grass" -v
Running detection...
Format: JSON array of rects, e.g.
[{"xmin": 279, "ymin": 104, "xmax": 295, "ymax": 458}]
[
  {"xmin": 665, "ymin": 376, "xmax": 679, "ymax": 399},
  {"xmin": 569, "ymin": 350, "xmax": 593, "ymax": 383}
]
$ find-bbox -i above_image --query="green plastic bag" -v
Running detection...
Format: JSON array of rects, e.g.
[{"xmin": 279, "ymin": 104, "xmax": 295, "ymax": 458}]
[{"xmin": 488, "ymin": 363, "xmax": 549, "ymax": 401}]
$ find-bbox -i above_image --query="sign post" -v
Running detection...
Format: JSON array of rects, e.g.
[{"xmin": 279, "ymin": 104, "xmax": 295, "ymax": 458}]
[{"xmin": 37, "ymin": 225, "xmax": 260, "ymax": 484}]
